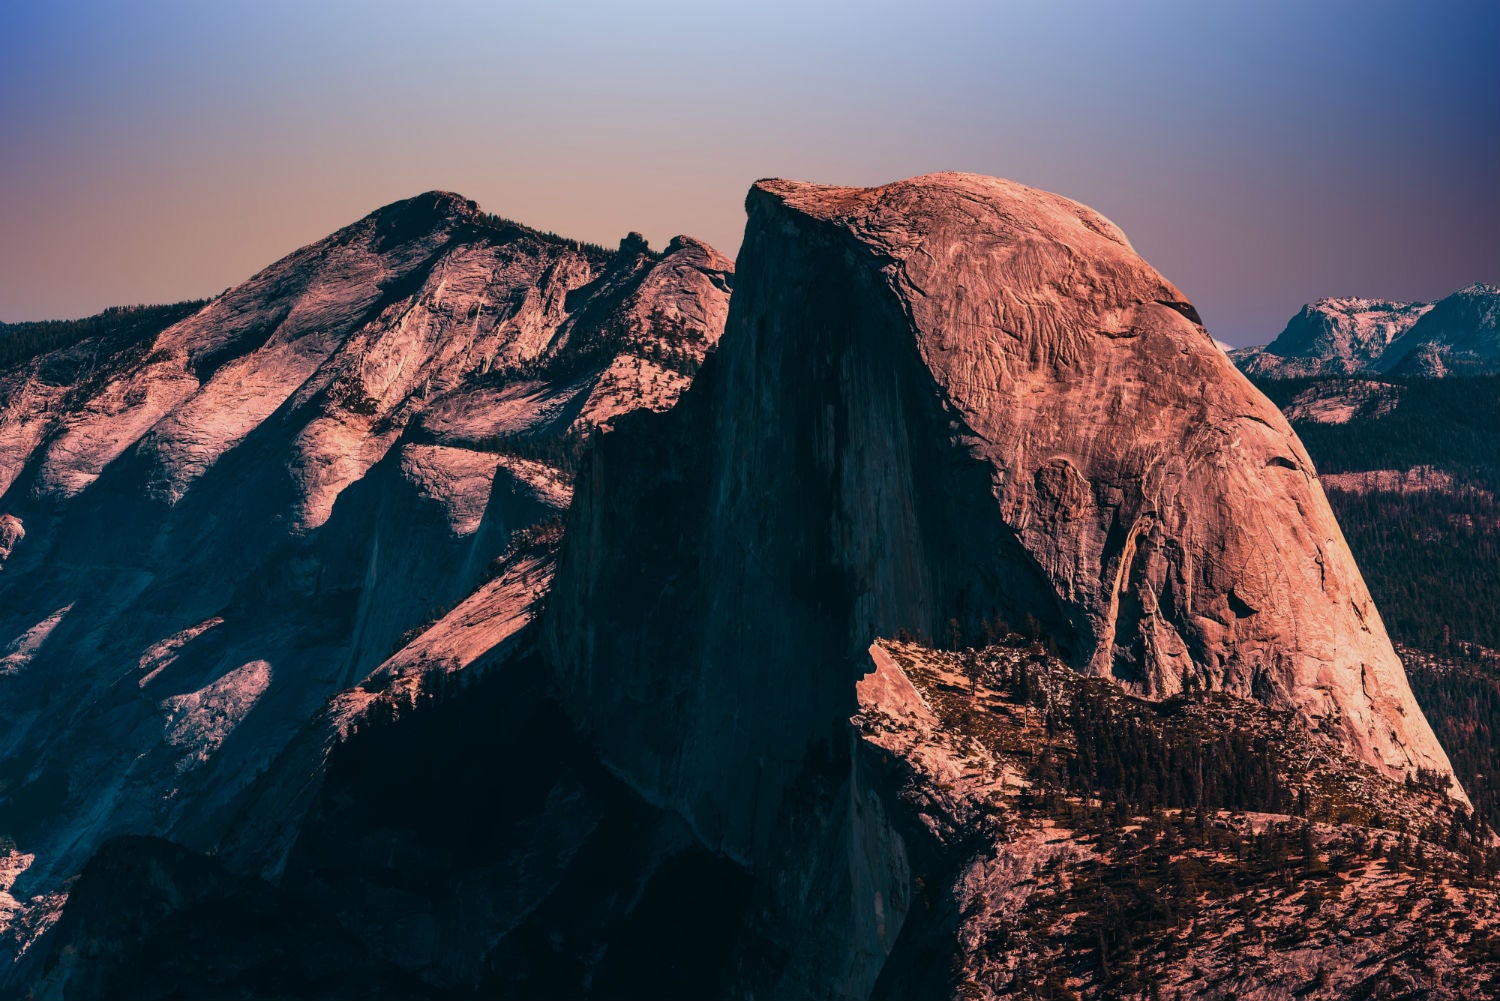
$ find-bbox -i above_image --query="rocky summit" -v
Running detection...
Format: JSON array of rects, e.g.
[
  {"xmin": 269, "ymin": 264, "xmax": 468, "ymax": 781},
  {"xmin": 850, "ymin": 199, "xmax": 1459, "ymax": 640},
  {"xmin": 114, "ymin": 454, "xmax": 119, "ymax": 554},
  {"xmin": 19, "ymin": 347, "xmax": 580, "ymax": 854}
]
[{"xmin": 0, "ymin": 175, "xmax": 1493, "ymax": 1000}]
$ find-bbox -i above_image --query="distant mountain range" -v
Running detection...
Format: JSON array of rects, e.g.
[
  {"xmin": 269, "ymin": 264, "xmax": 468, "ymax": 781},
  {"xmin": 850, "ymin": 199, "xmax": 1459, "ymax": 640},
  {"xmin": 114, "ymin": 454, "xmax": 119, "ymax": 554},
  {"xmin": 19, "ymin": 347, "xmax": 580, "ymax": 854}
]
[{"xmin": 1232, "ymin": 283, "xmax": 1499, "ymax": 377}]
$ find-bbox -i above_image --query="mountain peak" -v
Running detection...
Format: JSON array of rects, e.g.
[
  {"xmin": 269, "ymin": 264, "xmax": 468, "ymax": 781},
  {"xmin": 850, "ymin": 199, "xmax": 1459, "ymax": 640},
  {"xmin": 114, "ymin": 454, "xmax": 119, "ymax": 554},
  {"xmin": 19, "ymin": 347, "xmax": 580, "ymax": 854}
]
[
  {"xmin": 1379, "ymin": 281, "xmax": 1500, "ymax": 375},
  {"xmin": 3, "ymin": 173, "xmax": 1486, "ymax": 999},
  {"xmin": 364, "ymin": 188, "xmax": 480, "ymax": 227},
  {"xmin": 1234, "ymin": 282, "xmax": 1499, "ymax": 377},
  {"xmin": 550, "ymin": 172, "xmax": 1464, "ymax": 872},
  {"xmin": 0, "ymin": 180, "xmax": 732, "ymax": 916},
  {"xmin": 751, "ymin": 172, "xmax": 1137, "ymax": 252}
]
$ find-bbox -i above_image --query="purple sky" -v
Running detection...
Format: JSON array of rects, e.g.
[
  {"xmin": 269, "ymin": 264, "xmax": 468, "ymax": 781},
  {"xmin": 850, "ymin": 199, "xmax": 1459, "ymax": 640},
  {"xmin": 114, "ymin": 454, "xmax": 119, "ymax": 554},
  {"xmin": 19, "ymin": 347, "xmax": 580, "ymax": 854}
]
[{"xmin": 2, "ymin": 0, "xmax": 1496, "ymax": 345}]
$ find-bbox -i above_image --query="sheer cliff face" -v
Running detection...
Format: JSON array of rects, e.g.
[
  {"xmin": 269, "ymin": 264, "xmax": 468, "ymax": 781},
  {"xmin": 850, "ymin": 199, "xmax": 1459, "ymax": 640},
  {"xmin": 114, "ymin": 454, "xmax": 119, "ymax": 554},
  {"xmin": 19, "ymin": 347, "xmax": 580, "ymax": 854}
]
[
  {"xmin": 547, "ymin": 173, "xmax": 1462, "ymax": 876},
  {"xmin": 0, "ymin": 193, "xmax": 730, "ymax": 909},
  {"xmin": 767, "ymin": 175, "xmax": 1457, "ymax": 789}
]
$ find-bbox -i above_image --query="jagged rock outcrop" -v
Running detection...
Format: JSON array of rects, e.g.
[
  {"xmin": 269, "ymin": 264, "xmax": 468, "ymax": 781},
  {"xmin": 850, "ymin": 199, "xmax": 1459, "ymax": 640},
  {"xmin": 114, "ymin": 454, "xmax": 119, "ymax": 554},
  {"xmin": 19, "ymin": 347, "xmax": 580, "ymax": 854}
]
[
  {"xmin": 0, "ymin": 516, "xmax": 20, "ymax": 569},
  {"xmin": 1233, "ymin": 283, "xmax": 1499, "ymax": 377},
  {"xmin": 0, "ymin": 193, "xmax": 731, "ymax": 946}
]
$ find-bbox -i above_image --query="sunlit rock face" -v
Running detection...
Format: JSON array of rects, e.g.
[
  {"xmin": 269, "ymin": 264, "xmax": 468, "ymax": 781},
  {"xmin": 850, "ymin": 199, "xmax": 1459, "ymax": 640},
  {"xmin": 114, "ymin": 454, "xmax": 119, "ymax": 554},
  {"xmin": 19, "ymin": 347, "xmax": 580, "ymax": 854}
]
[
  {"xmin": 545, "ymin": 170, "xmax": 1464, "ymax": 992},
  {"xmin": 767, "ymin": 173, "xmax": 1459, "ymax": 787},
  {"xmin": 553, "ymin": 170, "xmax": 1459, "ymax": 818},
  {"xmin": 0, "ymin": 191, "xmax": 730, "ymax": 922}
]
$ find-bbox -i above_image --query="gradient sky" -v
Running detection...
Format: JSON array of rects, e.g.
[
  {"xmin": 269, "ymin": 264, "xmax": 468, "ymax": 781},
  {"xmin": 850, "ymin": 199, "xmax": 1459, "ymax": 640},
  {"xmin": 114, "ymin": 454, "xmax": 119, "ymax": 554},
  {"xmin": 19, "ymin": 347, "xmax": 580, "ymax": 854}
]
[{"xmin": 2, "ymin": 0, "xmax": 1496, "ymax": 345}]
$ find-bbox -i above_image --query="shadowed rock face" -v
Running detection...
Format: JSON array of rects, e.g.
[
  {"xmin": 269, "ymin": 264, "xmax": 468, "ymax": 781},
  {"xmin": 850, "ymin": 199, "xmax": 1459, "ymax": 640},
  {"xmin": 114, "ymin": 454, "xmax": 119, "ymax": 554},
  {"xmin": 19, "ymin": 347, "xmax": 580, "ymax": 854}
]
[{"xmin": 546, "ymin": 174, "xmax": 1464, "ymax": 960}]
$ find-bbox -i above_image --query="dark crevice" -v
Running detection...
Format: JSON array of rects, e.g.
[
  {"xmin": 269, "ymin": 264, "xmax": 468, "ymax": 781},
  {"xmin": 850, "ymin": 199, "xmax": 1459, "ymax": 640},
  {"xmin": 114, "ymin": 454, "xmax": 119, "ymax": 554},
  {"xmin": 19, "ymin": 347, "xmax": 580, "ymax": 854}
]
[{"xmin": 1154, "ymin": 299, "xmax": 1204, "ymax": 326}]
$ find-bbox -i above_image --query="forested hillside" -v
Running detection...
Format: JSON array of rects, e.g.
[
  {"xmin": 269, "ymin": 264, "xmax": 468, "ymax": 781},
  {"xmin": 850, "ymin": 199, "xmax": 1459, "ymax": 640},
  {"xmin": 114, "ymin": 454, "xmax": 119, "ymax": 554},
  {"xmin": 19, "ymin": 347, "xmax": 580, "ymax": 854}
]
[
  {"xmin": 1253, "ymin": 373, "xmax": 1500, "ymax": 822},
  {"xmin": 1254, "ymin": 376, "xmax": 1498, "ymax": 485},
  {"xmin": 0, "ymin": 301, "xmax": 209, "ymax": 371}
]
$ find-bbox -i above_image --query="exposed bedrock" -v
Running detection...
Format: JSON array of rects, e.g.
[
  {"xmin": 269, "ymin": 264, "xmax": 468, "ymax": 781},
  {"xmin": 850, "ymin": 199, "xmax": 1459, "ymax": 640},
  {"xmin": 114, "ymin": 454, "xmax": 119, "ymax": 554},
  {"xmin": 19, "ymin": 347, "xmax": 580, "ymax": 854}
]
[{"xmin": 545, "ymin": 171, "xmax": 1465, "ymax": 992}]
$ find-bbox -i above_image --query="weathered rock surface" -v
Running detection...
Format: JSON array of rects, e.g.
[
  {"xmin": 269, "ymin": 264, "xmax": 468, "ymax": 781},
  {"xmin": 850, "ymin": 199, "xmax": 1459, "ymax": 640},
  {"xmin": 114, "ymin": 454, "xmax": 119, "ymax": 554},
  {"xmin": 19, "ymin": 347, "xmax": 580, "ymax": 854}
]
[
  {"xmin": 538, "ymin": 171, "xmax": 1468, "ymax": 996},
  {"xmin": 551, "ymin": 171, "xmax": 1460, "ymax": 826},
  {"xmin": 0, "ymin": 193, "xmax": 730, "ymax": 947}
]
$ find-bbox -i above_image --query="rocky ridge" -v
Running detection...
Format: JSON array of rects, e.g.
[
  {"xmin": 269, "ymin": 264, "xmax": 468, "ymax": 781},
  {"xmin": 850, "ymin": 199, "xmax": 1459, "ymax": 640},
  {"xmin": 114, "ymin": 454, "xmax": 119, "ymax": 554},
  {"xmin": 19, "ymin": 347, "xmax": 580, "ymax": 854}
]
[
  {"xmin": 1233, "ymin": 296, "xmax": 1430, "ymax": 377},
  {"xmin": 1380, "ymin": 282, "xmax": 1500, "ymax": 376},
  {"xmin": 0, "ymin": 193, "xmax": 731, "ymax": 941}
]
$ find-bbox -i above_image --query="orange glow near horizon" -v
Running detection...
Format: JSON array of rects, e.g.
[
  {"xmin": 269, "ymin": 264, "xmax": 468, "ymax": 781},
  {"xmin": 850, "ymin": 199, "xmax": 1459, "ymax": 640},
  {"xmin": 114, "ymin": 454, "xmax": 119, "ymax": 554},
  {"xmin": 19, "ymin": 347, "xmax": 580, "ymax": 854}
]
[{"xmin": 1, "ymin": 0, "xmax": 1496, "ymax": 346}]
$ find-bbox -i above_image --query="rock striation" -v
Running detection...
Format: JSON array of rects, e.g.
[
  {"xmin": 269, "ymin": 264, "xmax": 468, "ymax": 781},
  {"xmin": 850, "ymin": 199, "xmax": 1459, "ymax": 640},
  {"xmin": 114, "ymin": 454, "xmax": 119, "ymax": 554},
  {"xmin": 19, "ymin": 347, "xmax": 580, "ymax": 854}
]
[
  {"xmin": 535, "ymin": 171, "xmax": 1468, "ymax": 996},
  {"xmin": 550, "ymin": 172, "xmax": 1461, "ymax": 818}
]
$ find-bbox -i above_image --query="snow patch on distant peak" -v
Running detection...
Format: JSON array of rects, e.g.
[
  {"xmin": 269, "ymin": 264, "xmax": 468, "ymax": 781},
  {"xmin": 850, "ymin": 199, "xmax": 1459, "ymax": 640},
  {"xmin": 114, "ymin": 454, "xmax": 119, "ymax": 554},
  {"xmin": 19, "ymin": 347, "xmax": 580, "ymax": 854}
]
[{"xmin": 1310, "ymin": 295, "xmax": 1418, "ymax": 312}]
